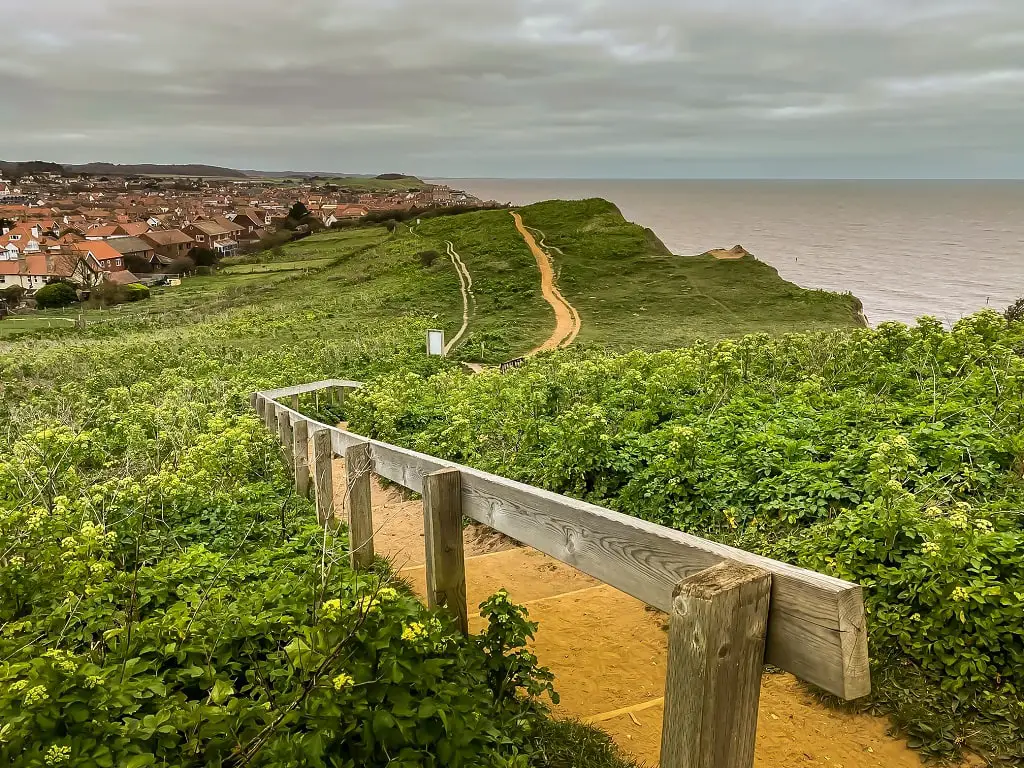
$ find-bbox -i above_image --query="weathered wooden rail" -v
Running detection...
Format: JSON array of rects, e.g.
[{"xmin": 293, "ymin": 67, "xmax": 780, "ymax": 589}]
[{"xmin": 252, "ymin": 379, "xmax": 870, "ymax": 768}]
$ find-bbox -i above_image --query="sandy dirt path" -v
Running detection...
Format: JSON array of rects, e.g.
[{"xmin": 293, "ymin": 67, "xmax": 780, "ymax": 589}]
[
  {"xmin": 322, "ymin": 458, "xmax": 932, "ymax": 768},
  {"xmin": 512, "ymin": 212, "xmax": 581, "ymax": 354},
  {"xmin": 443, "ymin": 240, "xmax": 475, "ymax": 354}
]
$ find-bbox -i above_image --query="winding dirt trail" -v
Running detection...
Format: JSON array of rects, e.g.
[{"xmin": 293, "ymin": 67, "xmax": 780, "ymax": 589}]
[
  {"xmin": 511, "ymin": 212, "xmax": 581, "ymax": 354},
  {"xmin": 443, "ymin": 240, "xmax": 475, "ymax": 354}
]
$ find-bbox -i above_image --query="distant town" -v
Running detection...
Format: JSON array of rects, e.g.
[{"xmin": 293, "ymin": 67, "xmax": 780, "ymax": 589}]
[{"xmin": 0, "ymin": 164, "xmax": 492, "ymax": 305}]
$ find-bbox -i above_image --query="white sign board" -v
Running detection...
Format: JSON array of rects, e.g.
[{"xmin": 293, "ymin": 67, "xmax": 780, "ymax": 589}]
[{"xmin": 426, "ymin": 329, "xmax": 445, "ymax": 356}]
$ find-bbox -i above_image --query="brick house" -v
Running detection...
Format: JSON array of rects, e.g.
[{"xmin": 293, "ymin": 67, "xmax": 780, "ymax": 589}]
[{"xmin": 141, "ymin": 229, "xmax": 196, "ymax": 266}]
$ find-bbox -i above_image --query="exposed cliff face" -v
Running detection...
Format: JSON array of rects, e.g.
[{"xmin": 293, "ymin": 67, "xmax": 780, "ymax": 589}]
[{"xmin": 704, "ymin": 244, "xmax": 753, "ymax": 259}]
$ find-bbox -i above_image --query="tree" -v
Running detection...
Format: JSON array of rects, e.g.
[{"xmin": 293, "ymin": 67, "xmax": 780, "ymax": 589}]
[
  {"xmin": 188, "ymin": 246, "xmax": 219, "ymax": 268},
  {"xmin": 1006, "ymin": 297, "xmax": 1024, "ymax": 324},
  {"xmin": 288, "ymin": 202, "xmax": 310, "ymax": 221},
  {"xmin": 0, "ymin": 284, "xmax": 26, "ymax": 308},
  {"xmin": 125, "ymin": 254, "xmax": 153, "ymax": 274},
  {"xmin": 169, "ymin": 256, "xmax": 196, "ymax": 276},
  {"xmin": 34, "ymin": 281, "xmax": 78, "ymax": 309}
]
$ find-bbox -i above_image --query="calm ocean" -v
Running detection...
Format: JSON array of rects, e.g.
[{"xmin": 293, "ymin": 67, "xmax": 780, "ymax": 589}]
[{"xmin": 439, "ymin": 179, "xmax": 1024, "ymax": 327}]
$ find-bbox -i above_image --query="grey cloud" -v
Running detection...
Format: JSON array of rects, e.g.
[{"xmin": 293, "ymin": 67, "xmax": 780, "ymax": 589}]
[{"xmin": 1, "ymin": 0, "xmax": 1022, "ymax": 177}]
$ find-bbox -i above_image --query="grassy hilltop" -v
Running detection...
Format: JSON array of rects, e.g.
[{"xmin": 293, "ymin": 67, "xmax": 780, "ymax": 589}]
[{"xmin": 1, "ymin": 202, "xmax": 1021, "ymax": 765}]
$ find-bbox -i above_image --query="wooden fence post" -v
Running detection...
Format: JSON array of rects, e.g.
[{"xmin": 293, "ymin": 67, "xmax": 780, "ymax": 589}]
[
  {"xmin": 423, "ymin": 468, "xmax": 468, "ymax": 634},
  {"xmin": 292, "ymin": 419, "xmax": 311, "ymax": 499},
  {"xmin": 312, "ymin": 428, "xmax": 334, "ymax": 525},
  {"xmin": 660, "ymin": 561, "xmax": 772, "ymax": 768},
  {"xmin": 276, "ymin": 406, "xmax": 293, "ymax": 475},
  {"xmin": 262, "ymin": 399, "xmax": 275, "ymax": 431},
  {"xmin": 291, "ymin": 394, "xmax": 299, "ymax": 411},
  {"xmin": 345, "ymin": 443, "xmax": 374, "ymax": 570}
]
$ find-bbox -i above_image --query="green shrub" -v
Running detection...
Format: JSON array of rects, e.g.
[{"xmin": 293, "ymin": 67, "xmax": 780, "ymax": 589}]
[
  {"xmin": 347, "ymin": 311, "xmax": 1024, "ymax": 761},
  {"xmin": 123, "ymin": 283, "xmax": 150, "ymax": 302},
  {"xmin": 418, "ymin": 249, "xmax": 441, "ymax": 267},
  {"xmin": 33, "ymin": 281, "xmax": 78, "ymax": 309},
  {"xmin": 1, "ymin": 284, "xmax": 26, "ymax": 308}
]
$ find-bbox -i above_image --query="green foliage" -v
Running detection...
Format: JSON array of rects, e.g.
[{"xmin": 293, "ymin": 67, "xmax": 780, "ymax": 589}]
[
  {"xmin": 1, "ymin": 284, "xmax": 26, "ymax": 308},
  {"xmin": 0, "ymin": 338, "xmax": 561, "ymax": 766},
  {"xmin": 288, "ymin": 202, "xmax": 310, "ymax": 222},
  {"xmin": 33, "ymin": 281, "xmax": 78, "ymax": 309},
  {"xmin": 1005, "ymin": 296, "xmax": 1024, "ymax": 324},
  {"xmin": 418, "ymin": 250, "xmax": 440, "ymax": 268},
  {"xmin": 89, "ymin": 282, "xmax": 150, "ymax": 307},
  {"xmin": 348, "ymin": 311, "xmax": 1024, "ymax": 763},
  {"xmin": 189, "ymin": 246, "xmax": 219, "ymax": 268}
]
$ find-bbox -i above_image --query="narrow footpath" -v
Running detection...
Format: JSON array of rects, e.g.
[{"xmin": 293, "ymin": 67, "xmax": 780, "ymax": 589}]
[
  {"xmin": 329, "ymin": 459, "xmax": 931, "ymax": 768},
  {"xmin": 511, "ymin": 212, "xmax": 581, "ymax": 354},
  {"xmin": 443, "ymin": 240, "xmax": 475, "ymax": 354}
]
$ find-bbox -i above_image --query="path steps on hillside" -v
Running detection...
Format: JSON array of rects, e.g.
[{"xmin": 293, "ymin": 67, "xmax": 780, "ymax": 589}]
[{"xmin": 330, "ymin": 458, "xmax": 930, "ymax": 768}]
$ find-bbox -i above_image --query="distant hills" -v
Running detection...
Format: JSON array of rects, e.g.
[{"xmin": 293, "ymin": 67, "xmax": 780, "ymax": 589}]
[{"xmin": 0, "ymin": 160, "xmax": 421, "ymax": 181}]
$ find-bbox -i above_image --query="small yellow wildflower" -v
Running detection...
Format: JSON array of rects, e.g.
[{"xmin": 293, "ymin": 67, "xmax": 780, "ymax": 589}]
[
  {"xmin": 8, "ymin": 680, "xmax": 28, "ymax": 693},
  {"xmin": 377, "ymin": 587, "xmax": 400, "ymax": 601},
  {"xmin": 921, "ymin": 541, "xmax": 941, "ymax": 556},
  {"xmin": 321, "ymin": 599, "xmax": 342, "ymax": 620},
  {"xmin": 401, "ymin": 622, "xmax": 427, "ymax": 642},
  {"xmin": 951, "ymin": 586, "xmax": 970, "ymax": 602},
  {"xmin": 8, "ymin": 555, "xmax": 25, "ymax": 569},
  {"xmin": 332, "ymin": 673, "xmax": 354, "ymax": 691},
  {"xmin": 949, "ymin": 513, "xmax": 969, "ymax": 531},
  {"xmin": 24, "ymin": 685, "xmax": 49, "ymax": 706},
  {"xmin": 43, "ymin": 649, "xmax": 78, "ymax": 675},
  {"xmin": 44, "ymin": 744, "xmax": 71, "ymax": 765},
  {"xmin": 974, "ymin": 519, "xmax": 994, "ymax": 533}
]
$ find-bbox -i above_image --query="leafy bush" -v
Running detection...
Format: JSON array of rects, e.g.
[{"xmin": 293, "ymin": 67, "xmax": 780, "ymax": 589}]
[
  {"xmin": 1, "ymin": 284, "xmax": 26, "ymax": 308},
  {"xmin": 33, "ymin": 281, "xmax": 78, "ymax": 309},
  {"xmin": 418, "ymin": 249, "xmax": 441, "ymax": 267},
  {"xmin": 88, "ymin": 282, "xmax": 150, "ymax": 307},
  {"xmin": 347, "ymin": 311, "xmax": 1024, "ymax": 762},
  {"xmin": 1005, "ymin": 296, "xmax": 1024, "ymax": 324},
  {"xmin": 168, "ymin": 256, "xmax": 196, "ymax": 275},
  {"xmin": 0, "ymin": 308, "xmax": 566, "ymax": 767},
  {"xmin": 123, "ymin": 283, "xmax": 150, "ymax": 302}
]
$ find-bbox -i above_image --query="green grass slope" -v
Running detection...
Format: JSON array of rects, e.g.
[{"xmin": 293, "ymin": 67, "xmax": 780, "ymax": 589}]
[{"xmin": 517, "ymin": 198, "xmax": 866, "ymax": 351}]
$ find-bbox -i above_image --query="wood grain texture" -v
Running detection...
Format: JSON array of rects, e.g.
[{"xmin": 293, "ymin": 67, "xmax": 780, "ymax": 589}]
[
  {"xmin": 275, "ymin": 406, "xmax": 293, "ymax": 475},
  {"xmin": 292, "ymin": 419, "xmax": 311, "ymax": 499},
  {"xmin": 423, "ymin": 468, "xmax": 469, "ymax": 634},
  {"xmin": 660, "ymin": 561, "xmax": 771, "ymax": 768},
  {"xmin": 312, "ymin": 428, "xmax": 334, "ymax": 526},
  {"xmin": 345, "ymin": 443, "xmax": 374, "ymax": 570},
  {"xmin": 252, "ymin": 386, "xmax": 869, "ymax": 699}
]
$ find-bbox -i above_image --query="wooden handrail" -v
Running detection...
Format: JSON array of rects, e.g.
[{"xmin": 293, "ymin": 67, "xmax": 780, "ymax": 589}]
[{"xmin": 253, "ymin": 384, "xmax": 870, "ymax": 703}]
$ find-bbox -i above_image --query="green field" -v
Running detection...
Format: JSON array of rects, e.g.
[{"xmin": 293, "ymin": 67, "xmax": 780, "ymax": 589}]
[
  {"xmin": 515, "ymin": 198, "xmax": 866, "ymax": 349},
  {"xmin": 1, "ymin": 201, "xmax": 1020, "ymax": 765}
]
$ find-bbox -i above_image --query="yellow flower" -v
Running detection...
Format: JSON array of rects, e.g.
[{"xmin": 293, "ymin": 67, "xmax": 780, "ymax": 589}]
[
  {"xmin": 332, "ymin": 672, "xmax": 354, "ymax": 691},
  {"xmin": 377, "ymin": 587, "xmax": 399, "ymax": 601},
  {"xmin": 44, "ymin": 744, "xmax": 71, "ymax": 765},
  {"xmin": 974, "ymin": 519, "xmax": 994, "ymax": 533},
  {"xmin": 8, "ymin": 680, "xmax": 28, "ymax": 693},
  {"xmin": 24, "ymin": 685, "xmax": 49, "ymax": 706},
  {"xmin": 320, "ymin": 599, "xmax": 342, "ymax": 620},
  {"xmin": 951, "ymin": 586, "xmax": 970, "ymax": 602},
  {"xmin": 921, "ymin": 541, "xmax": 941, "ymax": 556},
  {"xmin": 401, "ymin": 622, "xmax": 427, "ymax": 642}
]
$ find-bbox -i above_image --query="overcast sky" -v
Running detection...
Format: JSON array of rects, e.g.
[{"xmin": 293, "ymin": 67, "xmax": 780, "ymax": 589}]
[{"xmin": 2, "ymin": 1, "xmax": 1023, "ymax": 178}]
